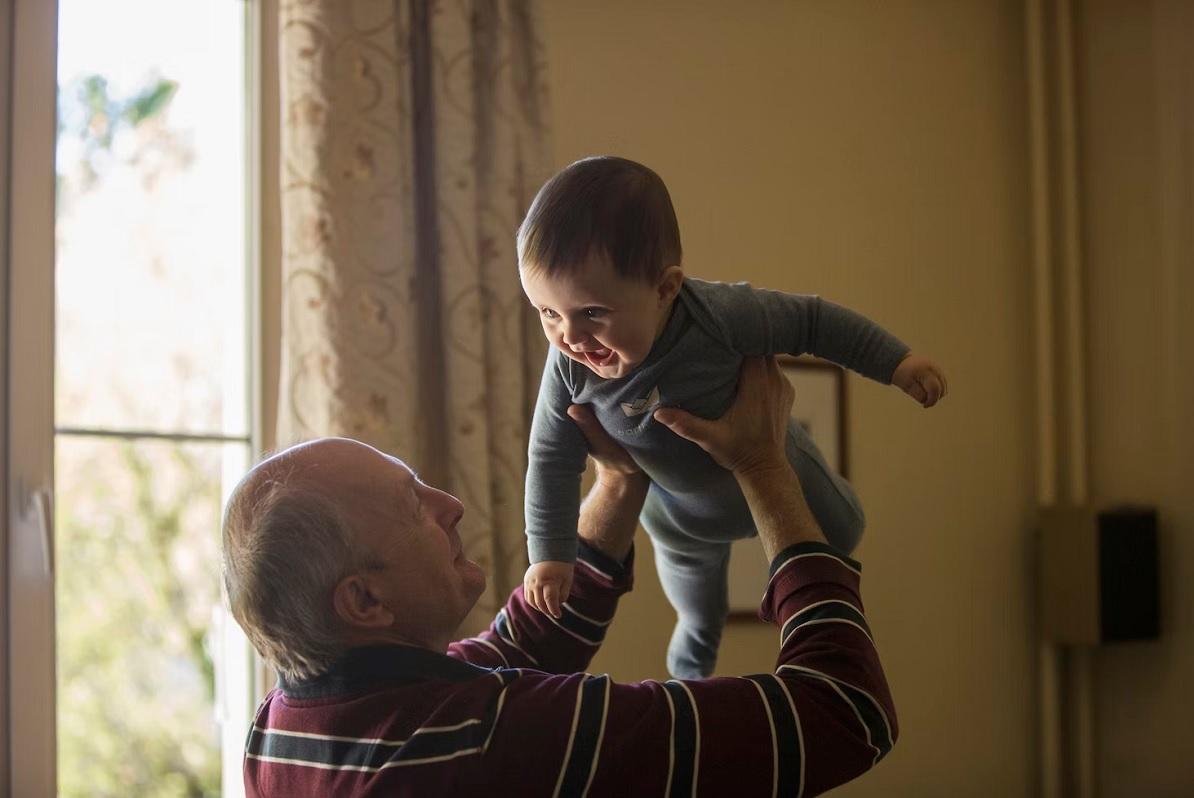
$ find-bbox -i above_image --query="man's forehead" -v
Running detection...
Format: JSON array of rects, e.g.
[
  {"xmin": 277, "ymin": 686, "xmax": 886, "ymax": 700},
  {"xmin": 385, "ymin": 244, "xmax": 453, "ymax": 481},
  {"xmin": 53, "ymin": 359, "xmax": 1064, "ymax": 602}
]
[{"xmin": 261, "ymin": 437, "xmax": 413, "ymax": 489}]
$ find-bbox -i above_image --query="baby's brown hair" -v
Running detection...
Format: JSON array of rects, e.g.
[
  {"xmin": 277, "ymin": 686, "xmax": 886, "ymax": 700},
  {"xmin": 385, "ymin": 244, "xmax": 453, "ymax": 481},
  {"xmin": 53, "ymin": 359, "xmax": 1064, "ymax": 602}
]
[{"xmin": 517, "ymin": 156, "xmax": 682, "ymax": 282}]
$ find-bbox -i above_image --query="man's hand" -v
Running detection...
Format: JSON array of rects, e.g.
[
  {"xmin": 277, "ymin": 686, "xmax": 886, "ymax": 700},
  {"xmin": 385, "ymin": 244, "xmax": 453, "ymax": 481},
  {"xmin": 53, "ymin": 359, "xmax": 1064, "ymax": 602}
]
[
  {"xmin": 524, "ymin": 561, "xmax": 575, "ymax": 619},
  {"xmin": 567, "ymin": 404, "xmax": 642, "ymax": 477},
  {"xmin": 652, "ymin": 356, "xmax": 793, "ymax": 475},
  {"xmin": 891, "ymin": 353, "xmax": 948, "ymax": 408},
  {"xmin": 654, "ymin": 356, "xmax": 826, "ymax": 558}
]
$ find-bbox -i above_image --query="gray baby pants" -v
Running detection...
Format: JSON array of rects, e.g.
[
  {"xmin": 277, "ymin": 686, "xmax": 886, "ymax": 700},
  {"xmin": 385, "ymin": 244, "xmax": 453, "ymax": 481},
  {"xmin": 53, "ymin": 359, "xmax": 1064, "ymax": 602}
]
[{"xmin": 640, "ymin": 422, "xmax": 865, "ymax": 679}]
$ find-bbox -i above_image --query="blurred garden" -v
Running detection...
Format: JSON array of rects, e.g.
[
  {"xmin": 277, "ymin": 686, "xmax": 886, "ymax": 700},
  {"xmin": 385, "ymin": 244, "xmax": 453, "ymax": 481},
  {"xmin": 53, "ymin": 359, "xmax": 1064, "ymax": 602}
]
[{"xmin": 53, "ymin": 3, "xmax": 250, "ymax": 794}]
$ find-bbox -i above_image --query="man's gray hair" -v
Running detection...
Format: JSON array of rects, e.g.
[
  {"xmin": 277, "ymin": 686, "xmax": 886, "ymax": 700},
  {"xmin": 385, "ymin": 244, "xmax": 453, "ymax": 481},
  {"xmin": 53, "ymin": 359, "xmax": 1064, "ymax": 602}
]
[{"xmin": 221, "ymin": 468, "xmax": 373, "ymax": 682}]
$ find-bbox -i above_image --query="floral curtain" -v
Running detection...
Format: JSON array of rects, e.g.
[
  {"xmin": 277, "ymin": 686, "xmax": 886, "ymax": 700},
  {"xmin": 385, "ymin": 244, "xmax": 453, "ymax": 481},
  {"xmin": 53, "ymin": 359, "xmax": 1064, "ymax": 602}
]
[{"xmin": 277, "ymin": 0, "xmax": 550, "ymax": 633}]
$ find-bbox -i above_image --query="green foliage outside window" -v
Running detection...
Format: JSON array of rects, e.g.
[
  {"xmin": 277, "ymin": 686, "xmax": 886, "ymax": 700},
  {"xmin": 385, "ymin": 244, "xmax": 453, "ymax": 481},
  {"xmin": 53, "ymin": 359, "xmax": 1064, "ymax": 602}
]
[{"xmin": 56, "ymin": 74, "xmax": 222, "ymax": 798}]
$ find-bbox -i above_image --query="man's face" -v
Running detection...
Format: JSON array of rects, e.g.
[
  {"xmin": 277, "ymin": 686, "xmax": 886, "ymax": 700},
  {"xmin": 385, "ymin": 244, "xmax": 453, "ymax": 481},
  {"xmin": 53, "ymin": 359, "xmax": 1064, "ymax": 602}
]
[
  {"xmin": 317, "ymin": 439, "xmax": 486, "ymax": 647},
  {"xmin": 520, "ymin": 255, "xmax": 676, "ymax": 380}
]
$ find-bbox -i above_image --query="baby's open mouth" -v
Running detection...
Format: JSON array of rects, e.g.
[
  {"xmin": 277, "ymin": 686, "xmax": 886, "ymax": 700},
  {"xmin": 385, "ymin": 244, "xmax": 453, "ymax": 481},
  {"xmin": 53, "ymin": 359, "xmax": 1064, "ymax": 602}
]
[{"xmin": 578, "ymin": 347, "xmax": 616, "ymax": 368}]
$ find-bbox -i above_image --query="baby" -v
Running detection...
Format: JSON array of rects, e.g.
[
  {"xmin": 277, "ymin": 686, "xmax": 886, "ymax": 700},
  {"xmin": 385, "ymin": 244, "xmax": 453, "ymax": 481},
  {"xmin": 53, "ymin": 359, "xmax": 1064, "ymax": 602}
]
[{"xmin": 519, "ymin": 156, "xmax": 946, "ymax": 678}]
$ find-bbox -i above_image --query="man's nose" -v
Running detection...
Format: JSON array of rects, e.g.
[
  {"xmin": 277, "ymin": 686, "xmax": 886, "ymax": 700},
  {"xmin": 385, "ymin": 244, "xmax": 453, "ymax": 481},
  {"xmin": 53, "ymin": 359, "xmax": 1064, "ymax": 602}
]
[{"xmin": 429, "ymin": 487, "xmax": 464, "ymax": 527}]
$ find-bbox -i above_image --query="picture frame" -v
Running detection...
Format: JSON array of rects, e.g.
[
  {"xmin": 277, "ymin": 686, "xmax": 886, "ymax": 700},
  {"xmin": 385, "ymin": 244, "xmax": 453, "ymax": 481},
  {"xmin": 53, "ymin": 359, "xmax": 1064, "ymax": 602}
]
[{"xmin": 726, "ymin": 355, "xmax": 848, "ymax": 618}]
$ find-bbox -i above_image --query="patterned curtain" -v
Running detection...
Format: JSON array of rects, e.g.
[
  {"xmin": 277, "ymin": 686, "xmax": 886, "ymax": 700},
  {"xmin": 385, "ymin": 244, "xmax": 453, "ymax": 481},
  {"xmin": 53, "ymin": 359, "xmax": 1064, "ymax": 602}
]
[{"xmin": 277, "ymin": 0, "xmax": 551, "ymax": 633}]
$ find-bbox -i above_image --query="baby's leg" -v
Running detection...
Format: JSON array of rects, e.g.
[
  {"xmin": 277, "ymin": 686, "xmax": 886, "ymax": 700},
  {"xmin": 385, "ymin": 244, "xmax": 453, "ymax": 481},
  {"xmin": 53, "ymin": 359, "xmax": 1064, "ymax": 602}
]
[
  {"xmin": 786, "ymin": 424, "xmax": 866, "ymax": 554},
  {"xmin": 650, "ymin": 535, "xmax": 732, "ymax": 679}
]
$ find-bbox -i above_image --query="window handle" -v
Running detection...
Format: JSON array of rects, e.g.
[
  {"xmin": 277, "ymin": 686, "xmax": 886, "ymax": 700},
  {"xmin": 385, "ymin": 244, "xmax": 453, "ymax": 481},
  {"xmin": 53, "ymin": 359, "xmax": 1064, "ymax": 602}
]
[{"xmin": 25, "ymin": 488, "xmax": 54, "ymax": 577}]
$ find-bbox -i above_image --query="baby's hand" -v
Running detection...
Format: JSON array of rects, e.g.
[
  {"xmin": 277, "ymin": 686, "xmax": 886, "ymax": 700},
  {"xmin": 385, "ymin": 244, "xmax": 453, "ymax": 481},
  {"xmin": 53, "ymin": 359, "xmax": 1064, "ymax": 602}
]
[
  {"xmin": 524, "ymin": 561, "xmax": 575, "ymax": 619},
  {"xmin": 892, "ymin": 353, "xmax": 949, "ymax": 408}
]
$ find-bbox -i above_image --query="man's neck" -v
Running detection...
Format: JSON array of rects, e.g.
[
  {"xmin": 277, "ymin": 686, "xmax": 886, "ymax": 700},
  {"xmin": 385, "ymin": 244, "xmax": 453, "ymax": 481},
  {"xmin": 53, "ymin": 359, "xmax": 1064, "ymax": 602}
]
[{"xmin": 342, "ymin": 628, "xmax": 450, "ymax": 655}]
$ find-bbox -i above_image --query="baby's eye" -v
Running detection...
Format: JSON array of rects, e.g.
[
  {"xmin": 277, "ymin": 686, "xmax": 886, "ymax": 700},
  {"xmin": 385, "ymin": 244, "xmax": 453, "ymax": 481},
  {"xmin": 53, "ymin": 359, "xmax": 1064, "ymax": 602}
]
[
  {"xmin": 584, "ymin": 308, "xmax": 607, "ymax": 319},
  {"xmin": 540, "ymin": 307, "xmax": 559, "ymax": 320}
]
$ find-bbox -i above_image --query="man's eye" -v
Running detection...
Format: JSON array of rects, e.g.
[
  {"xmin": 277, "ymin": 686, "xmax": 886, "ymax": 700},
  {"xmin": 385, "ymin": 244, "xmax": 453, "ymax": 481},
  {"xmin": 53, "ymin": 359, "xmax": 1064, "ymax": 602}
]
[
  {"xmin": 541, "ymin": 308, "xmax": 559, "ymax": 320},
  {"xmin": 584, "ymin": 308, "xmax": 607, "ymax": 319}
]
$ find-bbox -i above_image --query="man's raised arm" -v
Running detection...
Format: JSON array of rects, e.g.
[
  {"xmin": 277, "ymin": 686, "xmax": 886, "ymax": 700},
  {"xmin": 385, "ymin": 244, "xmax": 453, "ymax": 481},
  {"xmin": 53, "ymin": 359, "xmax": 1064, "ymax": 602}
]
[
  {"xmin": 522, "ymin": 356, "xmax": 894, "ymax": 795},
  {"xmin": 448, "ymin": 405, "xmax": 647, "ymax": 673}
]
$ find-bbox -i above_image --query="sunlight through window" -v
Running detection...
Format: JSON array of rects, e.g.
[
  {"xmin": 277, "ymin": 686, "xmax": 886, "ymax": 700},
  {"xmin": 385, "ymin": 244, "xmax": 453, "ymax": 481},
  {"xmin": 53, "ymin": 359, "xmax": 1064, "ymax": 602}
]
[{"xmin": 54, "ymin": 2, "xmax": 255, "ymax": 795}]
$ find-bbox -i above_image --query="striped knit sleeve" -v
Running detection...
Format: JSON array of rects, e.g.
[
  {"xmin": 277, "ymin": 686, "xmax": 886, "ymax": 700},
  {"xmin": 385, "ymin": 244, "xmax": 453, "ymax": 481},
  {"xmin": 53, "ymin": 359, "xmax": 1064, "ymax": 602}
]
[
  {"xmin": 655, "ymin": 542, "xmax": 896, "ymax": 797},
  {"xmin": 764, "ymin": 541, "xmax": 899, "ymax": 793},
  {"xmin": 480, "ymin": 540, "xmax": 896, "ymax": 797},
  {"xmin": 448, "ymin": 542, "xmax": 633, "ymax": 673}
]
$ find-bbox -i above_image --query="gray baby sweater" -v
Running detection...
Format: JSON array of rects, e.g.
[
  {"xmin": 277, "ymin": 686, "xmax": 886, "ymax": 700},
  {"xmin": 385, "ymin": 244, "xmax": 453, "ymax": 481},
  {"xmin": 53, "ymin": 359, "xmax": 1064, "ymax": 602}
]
[{"xmin": 525, "ymin": 277, "xmax": 910, "ymax": 563}]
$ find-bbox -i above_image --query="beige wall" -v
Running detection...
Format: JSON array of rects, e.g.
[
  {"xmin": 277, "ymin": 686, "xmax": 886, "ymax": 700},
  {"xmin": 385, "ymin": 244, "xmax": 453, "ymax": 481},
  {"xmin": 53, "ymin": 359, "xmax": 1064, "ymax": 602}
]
[
  {"xmin": 543, "ymin": 2, "xmax": 1039, "ymax": 795},
  {"xmin": 1079, "ymin": 1, "xmax": 1194, "ymax": 795},
  {"xmin": 255, "ymin": 1, "xmax": 1192, "ymax": 793}
]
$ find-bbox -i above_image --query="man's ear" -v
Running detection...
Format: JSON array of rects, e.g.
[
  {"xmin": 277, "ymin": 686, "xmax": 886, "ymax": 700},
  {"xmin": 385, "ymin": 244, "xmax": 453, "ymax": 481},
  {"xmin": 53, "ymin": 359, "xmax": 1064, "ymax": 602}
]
[
  {"xmin": 333, "ymin": 573, "xmax": 395, "ymax": 629},
  {"xmin": 656, "ymin": 265, "xmax": 685, "ymax": 306}
]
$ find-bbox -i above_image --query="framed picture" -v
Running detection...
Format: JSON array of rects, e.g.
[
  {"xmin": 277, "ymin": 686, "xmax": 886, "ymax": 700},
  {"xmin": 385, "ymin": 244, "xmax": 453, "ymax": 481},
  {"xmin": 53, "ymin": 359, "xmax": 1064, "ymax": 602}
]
[{"xmin": 726, "ymin": 356, "xmax": 848, "ymax": 618}]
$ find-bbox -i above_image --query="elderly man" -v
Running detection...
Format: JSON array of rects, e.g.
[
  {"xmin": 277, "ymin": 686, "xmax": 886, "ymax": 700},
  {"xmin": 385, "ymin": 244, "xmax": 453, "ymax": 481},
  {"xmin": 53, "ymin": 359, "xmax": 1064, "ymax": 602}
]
[{"xmin": 223, "ymin": 357, "xmax": 896, "ymax": 797}]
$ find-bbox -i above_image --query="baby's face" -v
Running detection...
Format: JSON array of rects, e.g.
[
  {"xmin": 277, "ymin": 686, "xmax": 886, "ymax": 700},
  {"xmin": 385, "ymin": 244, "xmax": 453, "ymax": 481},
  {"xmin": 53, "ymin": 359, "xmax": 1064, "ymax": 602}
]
[{"xmin": 520, "ymin": 255, "xmax": 681, "ymax": 380}]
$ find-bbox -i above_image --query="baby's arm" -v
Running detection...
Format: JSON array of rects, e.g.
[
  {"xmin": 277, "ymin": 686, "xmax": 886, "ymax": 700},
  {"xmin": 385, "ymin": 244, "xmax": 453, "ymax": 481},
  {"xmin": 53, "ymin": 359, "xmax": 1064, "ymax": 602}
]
[
  {"xmin": 527, "ymin": 403, "xmax": 648, "ymax": 618},
  {"xmin": 523, "ymin": 352, "xmax": 589, "ymax": 616},
  {"xmin": 701, "ymin": 281, "xmax": 947, "ymax": 405}
]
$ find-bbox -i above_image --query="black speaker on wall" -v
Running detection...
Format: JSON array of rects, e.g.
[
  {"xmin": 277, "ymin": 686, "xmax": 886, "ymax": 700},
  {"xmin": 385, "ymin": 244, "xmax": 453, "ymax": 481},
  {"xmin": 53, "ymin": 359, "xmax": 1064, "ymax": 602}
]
[
  {"xmin": 1097, "ymin": 506, "xmax": 1160, "ymax": 642},
  {"xmin": 1038, "ymin": 505, "xmax": 1159, "ymax": 645}
]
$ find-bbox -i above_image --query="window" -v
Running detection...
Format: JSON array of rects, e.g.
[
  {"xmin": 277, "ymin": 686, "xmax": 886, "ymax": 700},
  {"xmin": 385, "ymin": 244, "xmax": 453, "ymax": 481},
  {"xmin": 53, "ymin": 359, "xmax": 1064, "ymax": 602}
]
[{"xmin": 7, "ymin": 1, "xmax": 262, "ymax": 794}]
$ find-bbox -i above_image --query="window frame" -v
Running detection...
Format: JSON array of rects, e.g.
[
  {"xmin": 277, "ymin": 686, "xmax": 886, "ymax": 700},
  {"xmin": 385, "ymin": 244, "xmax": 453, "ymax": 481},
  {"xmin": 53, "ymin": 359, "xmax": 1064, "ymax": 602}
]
[
  {"xmin": 4, "ymin": 1, "xmax": 267, "ymax": 793},
  {"xmin": 6, "ymin": 0, "xmax": 60, "ymax": 794},
  {"xmin": 1, "ymin": 0, "xmax": 12, "ymax": 788}
]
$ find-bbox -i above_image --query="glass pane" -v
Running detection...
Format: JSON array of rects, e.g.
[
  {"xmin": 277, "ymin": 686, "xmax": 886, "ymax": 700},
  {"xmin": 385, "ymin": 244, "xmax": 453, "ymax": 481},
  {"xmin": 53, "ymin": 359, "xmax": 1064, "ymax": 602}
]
[
  {"xmin": 55, "ymin": 0, "xmax": 247, "ymax": 436},
  {"xmin": 55, "ymin": 436, "xmax": 248, "ymax": 798}
]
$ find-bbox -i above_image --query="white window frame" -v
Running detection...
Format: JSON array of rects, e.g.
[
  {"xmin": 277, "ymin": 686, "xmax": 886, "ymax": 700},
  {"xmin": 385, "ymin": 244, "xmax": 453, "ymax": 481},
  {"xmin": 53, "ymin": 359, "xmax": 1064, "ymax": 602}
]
[
  {"xmin": 3, "ymin": 1, "xmax": 266, "ymax": 793},
  {"xmin": 219, "ymin": 1, "xmax": 269, "ymax": 794},
  {"xmin": 0, "ymin": 0, "xmax": 11, "ymax": 787},
  {"xmin": 6, "ymin": 0, "xmax": 59, "ymax": 793}
]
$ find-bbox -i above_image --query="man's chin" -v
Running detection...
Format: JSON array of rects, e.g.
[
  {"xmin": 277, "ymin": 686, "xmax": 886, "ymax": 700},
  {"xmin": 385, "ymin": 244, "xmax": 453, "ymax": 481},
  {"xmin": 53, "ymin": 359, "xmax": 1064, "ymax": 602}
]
[{"xmin": 460, "ymin": 558, "xmax": 487, "ymax": 596}]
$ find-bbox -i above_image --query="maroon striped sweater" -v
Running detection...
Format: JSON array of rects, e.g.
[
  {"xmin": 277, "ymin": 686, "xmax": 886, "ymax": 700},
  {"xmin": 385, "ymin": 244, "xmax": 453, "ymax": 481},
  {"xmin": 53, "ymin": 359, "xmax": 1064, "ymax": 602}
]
[{"xmin": 244, "ymin": 540, "xmax": 896, "ymax": 797}]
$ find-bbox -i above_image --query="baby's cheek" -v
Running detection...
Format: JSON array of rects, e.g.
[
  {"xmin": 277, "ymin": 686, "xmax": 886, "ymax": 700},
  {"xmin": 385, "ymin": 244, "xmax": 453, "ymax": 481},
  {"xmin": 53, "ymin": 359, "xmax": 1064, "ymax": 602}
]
[{"xmin": 623, "ymin": 338, "xmax": 652, "ymax": 364}]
